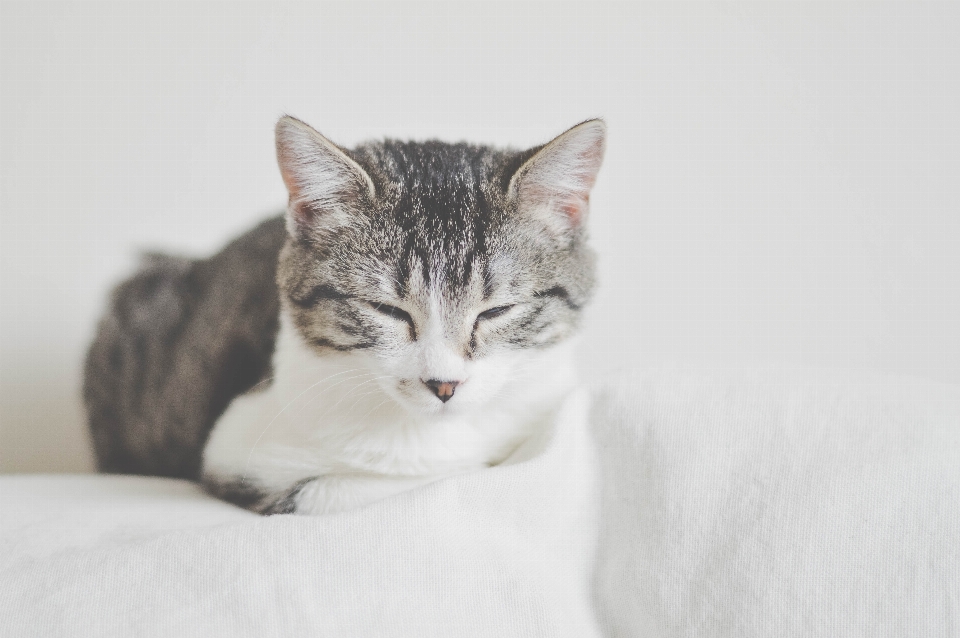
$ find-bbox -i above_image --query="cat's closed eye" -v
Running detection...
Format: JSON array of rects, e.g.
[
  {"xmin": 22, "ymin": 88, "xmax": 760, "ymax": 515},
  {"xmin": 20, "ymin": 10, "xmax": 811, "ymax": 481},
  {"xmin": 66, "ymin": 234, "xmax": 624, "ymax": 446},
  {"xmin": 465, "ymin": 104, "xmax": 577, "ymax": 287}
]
[
  {"xmin": 370, "ymin": 302, "xmax": 417, "ymax": 338},
  {"xmin": 477, "ymin": 305, "xmax": 515, "ymax": 320}
]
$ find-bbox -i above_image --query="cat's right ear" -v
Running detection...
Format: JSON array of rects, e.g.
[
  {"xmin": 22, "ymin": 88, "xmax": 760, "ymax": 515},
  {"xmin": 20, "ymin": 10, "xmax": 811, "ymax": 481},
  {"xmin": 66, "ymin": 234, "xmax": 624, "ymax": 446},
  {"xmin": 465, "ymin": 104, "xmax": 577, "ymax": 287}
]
[
  {"xmin": 275, "ymin": 116, "xmax": 376, "ymax": 241},
  {"xmin": 508, "ymin": 119, "xmax": 606, "ymax": 236}
]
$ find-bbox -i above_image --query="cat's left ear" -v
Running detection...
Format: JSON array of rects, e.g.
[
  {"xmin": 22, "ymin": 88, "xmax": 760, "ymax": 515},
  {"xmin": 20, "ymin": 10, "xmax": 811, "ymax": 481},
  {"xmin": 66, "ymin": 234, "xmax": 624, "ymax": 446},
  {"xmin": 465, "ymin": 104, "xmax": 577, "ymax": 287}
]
[
  {"xmin": 275, "ymin": 115, "xmax": 376, "ymax": 242},
  {"xmin": 508, "ymin": 119, "xmax": 606, "ymax": 234}
]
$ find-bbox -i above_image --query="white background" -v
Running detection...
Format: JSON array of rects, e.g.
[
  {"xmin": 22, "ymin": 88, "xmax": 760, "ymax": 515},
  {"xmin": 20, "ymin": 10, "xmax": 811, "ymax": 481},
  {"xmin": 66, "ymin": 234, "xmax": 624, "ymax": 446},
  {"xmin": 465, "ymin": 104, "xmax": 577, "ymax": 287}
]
[{"xmin": 2, "ymin": 2, "xmax": 958, "ymax": 473}]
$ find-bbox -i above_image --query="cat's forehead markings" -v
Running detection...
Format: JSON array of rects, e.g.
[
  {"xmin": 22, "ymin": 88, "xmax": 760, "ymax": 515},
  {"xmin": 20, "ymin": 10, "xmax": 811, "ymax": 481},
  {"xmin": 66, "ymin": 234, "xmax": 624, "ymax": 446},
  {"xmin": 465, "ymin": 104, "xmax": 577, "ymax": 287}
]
[
  {"xmin": 402, "ymin": 258, "xmax": 428, "ymax": 301},
  {"xmin": 372, "ymin": 141, "xmax": 495, "ymax": 287},
  {"xmin": 424, "ymin": 292, "xmax": 445, "ymax": 338}
]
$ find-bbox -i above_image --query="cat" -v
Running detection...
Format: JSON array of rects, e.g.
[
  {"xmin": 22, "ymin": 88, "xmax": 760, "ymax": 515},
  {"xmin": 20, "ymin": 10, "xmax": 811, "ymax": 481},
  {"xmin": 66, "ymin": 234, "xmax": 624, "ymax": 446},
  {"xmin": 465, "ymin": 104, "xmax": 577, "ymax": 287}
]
[{"xmin": 84, "ymin": 115, "xmax": 606, "ymax": 515}]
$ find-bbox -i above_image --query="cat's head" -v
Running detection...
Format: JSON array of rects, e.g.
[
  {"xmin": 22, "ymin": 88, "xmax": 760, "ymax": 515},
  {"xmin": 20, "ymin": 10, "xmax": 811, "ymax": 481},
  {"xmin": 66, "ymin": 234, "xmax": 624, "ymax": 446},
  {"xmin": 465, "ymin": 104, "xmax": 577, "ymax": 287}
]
[{"xmin": 274, "ymin": 116, "xmax": 604, "ymax": 416}]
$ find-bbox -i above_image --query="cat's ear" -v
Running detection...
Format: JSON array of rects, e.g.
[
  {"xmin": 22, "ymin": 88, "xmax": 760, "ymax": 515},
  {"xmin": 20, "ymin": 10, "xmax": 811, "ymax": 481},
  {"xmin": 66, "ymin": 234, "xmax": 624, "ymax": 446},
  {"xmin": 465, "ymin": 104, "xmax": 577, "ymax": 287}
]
[
  {"xmin": 275, "ymin": 115, "xmax": 376, "ymax": 241},
  {"xmin": 508, "ymin": 119, "xmax": 606, "ymax": 234}
]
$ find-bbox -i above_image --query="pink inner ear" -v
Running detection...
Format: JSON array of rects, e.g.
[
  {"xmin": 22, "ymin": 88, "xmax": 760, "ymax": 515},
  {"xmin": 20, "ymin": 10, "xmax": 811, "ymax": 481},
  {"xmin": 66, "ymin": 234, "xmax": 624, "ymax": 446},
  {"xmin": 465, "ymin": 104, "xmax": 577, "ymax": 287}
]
[
  {"xmin": 277, "ymin": 152, "xmax": 302, "ymax": 197},
  {"xmin": 290, "ymin": 197, "xmax": 318, "ymax": 231},
  {"xmin": 517, "ymin": 124, "xmax": 604, "ymax": 231},
  {"xmin": 559, "ymin": 195, "xmax": 587, "ymax": 226}
]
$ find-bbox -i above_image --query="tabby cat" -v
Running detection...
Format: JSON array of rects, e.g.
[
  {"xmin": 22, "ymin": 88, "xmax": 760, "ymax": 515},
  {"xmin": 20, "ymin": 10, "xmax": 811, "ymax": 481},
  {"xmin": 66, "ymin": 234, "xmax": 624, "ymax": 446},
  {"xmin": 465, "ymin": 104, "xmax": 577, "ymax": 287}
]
[{"xmin": 84, "ymin": 116, "xmax": 605, "ymax": 514}]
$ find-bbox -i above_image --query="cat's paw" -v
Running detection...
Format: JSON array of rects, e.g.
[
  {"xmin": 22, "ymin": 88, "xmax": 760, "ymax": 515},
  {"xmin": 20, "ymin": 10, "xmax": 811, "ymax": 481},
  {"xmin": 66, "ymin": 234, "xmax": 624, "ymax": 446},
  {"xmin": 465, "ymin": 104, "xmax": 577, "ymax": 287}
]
[{"xmin": 282, "ymin": 474, "xmax": 439, "ymax": 515}]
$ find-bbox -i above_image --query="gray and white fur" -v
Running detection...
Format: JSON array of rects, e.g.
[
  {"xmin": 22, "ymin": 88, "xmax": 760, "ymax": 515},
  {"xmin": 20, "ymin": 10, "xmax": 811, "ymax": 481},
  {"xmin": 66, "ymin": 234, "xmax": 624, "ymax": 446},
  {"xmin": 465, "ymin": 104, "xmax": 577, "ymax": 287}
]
[{"xmin": 85, "ymin": 116, "xmax": 606, "ymax": 514}]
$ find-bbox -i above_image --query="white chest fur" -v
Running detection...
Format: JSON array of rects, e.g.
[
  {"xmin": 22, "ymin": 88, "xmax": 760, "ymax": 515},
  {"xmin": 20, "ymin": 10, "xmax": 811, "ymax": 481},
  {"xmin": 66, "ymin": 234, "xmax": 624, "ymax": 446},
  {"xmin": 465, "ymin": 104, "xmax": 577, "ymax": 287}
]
[{"xmin": 202, "ymin": 311, "xmax": 578, "ymax": 514}]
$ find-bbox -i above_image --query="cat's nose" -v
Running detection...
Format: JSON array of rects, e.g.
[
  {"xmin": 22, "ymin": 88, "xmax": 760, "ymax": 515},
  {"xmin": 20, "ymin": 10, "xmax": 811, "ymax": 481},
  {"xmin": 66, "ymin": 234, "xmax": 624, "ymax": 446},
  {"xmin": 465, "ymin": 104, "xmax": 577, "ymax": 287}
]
[{"xmin": 423, "ymin": 379, "xmax": 461, "ymax": 403}]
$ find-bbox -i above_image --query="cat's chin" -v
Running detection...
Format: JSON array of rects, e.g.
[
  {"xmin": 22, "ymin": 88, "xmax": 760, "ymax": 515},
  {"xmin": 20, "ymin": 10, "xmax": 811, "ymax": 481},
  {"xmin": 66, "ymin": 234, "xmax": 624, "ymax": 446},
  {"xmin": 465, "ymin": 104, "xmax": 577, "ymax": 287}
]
[{"xmin": 390, "ymin": 392, "xmax": 478, "ymax": 420}]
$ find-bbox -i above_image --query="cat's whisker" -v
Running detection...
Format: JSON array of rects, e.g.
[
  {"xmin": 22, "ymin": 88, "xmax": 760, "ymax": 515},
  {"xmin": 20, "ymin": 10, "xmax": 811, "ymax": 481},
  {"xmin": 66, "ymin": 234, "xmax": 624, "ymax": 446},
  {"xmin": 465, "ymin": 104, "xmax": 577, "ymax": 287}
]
[
  {"xmin": 353, "ymin": 397, "xmax": 392, "ymax": 423},
  {"xmin": 341, "ymin": 389, "xmax": 389, "ymax": 415},
  {"xmin": 319, "ymin": 375, "xmax": 397, "ymax": 418},
  {"xmin": 284, "ymin": 371, "xmax": 379, "ymax": 421},
  {"xmin": 239, "ymin": 369, "xmax": 375, "ymax": 482},
  {"xmin": 244, "ymin": 362, "xmax": 335, "ymax": 393}
]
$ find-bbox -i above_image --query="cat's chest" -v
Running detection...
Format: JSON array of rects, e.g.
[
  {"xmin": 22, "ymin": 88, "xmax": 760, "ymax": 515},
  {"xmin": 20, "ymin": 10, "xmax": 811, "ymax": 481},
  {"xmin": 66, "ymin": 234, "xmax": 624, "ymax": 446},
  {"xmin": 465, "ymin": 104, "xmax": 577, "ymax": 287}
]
[{"xmin": 202, "ymin": 354, "xmax": 537, "ymax": 488}]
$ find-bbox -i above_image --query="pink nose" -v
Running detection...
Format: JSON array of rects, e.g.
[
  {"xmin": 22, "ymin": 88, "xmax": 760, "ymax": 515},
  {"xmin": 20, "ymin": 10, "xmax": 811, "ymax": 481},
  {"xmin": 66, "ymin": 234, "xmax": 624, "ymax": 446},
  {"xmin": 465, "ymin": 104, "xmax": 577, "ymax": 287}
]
[{"xmin": 423, "ymin": 379, "xmax": 461, "ymax": 403}]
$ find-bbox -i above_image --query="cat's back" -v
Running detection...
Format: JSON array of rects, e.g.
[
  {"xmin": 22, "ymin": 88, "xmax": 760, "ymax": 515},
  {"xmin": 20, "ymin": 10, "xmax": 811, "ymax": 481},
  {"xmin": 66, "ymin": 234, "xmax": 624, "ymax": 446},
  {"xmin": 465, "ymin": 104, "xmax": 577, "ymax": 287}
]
[{"xmin": 84, "ymin": 216, "xmax": 288, "ymax": 479}]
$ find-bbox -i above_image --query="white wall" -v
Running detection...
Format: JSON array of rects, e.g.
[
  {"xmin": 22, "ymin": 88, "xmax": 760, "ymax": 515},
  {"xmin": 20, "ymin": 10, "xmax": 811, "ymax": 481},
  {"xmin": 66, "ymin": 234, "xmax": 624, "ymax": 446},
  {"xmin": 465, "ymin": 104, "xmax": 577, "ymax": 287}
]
[{"xmin": 2, "ymin": 2, "xmax": 958, "ymax": 473}]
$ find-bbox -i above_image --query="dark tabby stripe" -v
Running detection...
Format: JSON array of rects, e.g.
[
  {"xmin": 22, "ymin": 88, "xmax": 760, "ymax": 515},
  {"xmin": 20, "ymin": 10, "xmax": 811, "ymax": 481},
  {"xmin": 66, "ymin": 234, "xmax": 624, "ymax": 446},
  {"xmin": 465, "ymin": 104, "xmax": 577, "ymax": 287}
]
[
  {"xmin": 260, "ymin": 477, "xmax": 318, "ymax": 515},
  {"xmin": 535, "ymin": 286, "xmax": 579, "ymax": 310},
  {"xmin": 203, "ymin": 476, "xmax": 268, "ymax": 510},
  {"xmin": 289, "ymin": 284, "xmax": 351, "ymax": 309},
  {"xmin": 204, "ymin": 475, "xmax": 319, "ymax": 515},
  {"xmin": 310, "ymin": 337, "xmax": 375, "ymax": 352}
]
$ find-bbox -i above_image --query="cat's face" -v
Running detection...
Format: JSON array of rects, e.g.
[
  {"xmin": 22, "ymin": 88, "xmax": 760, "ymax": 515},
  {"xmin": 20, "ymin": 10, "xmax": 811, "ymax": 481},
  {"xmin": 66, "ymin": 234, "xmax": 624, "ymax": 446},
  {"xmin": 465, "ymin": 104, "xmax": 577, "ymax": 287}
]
[{"xmin": 275, "ymin": 117, "xmax": 604, "ymax": 416}]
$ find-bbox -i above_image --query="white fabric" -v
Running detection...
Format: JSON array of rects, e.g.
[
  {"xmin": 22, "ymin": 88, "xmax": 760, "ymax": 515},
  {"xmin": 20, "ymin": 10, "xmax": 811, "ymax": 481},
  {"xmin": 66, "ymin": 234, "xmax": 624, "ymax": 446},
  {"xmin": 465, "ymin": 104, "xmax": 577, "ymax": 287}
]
[
  {"xmin": 1, "ymin": 372, "xmax": 958, "ymax": 637},
  {"xmin": 591, "ymin": 371, "xmax": 960, "ymax": 637}
]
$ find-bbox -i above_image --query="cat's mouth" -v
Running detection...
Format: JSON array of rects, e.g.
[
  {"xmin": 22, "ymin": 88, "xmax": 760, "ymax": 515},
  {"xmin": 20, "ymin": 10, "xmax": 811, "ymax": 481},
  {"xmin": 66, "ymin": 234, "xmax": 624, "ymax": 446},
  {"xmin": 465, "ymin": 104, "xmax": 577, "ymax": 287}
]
[{"xmin": 383, "ymin": 376, "xmax": 472, "ymax": 416}]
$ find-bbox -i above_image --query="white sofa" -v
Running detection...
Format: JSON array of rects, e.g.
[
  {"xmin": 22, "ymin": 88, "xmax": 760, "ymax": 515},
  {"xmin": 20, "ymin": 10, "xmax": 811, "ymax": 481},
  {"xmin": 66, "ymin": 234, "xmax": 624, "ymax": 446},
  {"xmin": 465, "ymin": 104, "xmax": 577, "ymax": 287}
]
[{"xmin": 2, "ymin": 371, "xmax": 957, "ymax": 637}]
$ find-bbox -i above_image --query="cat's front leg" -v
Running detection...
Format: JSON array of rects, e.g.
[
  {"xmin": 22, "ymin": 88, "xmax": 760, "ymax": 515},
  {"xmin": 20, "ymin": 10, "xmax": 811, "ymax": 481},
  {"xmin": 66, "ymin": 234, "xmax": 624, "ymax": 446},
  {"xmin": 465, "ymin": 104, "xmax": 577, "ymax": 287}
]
[{"xmin": 264, "ymin": 473, "xmax": 442, "ymax": 516}]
